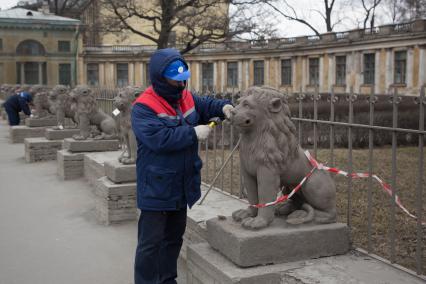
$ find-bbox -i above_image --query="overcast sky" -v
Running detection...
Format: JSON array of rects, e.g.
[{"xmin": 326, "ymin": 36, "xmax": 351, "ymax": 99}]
[{"xmin": 0, "ymin": 0, "xmax": 397, "ymax": 38}]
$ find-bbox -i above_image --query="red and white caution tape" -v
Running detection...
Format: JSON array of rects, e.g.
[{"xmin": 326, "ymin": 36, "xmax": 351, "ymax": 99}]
[{"xmin": 251, "ymin": 150, "xmax": 425, "ymax": 226}]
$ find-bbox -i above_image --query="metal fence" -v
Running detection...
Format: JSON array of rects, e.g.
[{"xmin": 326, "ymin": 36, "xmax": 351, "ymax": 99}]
[{"xmin": 93, "ymin": 85, "xmax": 426, "ymax": 279}]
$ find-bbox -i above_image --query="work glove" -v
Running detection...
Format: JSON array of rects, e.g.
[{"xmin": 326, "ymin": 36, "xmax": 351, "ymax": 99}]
[
  {"xmin": 194, "ymin": 125, "xmax": 212, "ymax": 141},
  {"xmin": 222, "ymin": 104, "xmax": 234, "ymax": 120}
]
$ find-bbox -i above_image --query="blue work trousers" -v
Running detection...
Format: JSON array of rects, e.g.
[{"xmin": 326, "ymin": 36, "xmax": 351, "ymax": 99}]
[
  {"xmin": 4, "ymin": 106, "xmax": 20, "ymax": 126},
  {"xmin": 134, "ymin": 208, "xmax": 187, "ymax": 284}
]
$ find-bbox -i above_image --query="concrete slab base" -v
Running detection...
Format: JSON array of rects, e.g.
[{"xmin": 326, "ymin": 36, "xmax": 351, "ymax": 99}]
[
  {"xmin": 186, "ymin": 242, "xmax": 425, "ymax": 284},
  {"xmin": 45, "ymin": 128, "xmax": 79, "ymax": 140},
  {"xmin": 207, "ymin": 218, "xmax": 350, "ymax": 267},
  {"xmin": 63, "ymin": 138, "xmax": 119, "ymax": 152},
  {"xmin": 25, "ymin": 117, "xmax": 57, "ymax": 127},
  {"xmin": 94, "ymin": 176, "xmax": 137, "ymax": 225},
  {"xmin": 57, "ymin": 149, "xmax": 85, "ymax": 180},
  {"xmin": 104, "ymin": 159, "xmax": 136, "ymax": 183},
  {"xmin": 83, "ymin": 151, "xmax": 121, "ymax": 186},
  {"xmin": 9, "ymin": 125, "xmax": 48, "ymax": 143},
  {"xmin": 24, "ymin": 137, "xmax": 62, "ymax": 163}
]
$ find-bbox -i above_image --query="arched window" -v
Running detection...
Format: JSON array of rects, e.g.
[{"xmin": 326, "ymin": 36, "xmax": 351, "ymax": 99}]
[{"xmin": 16, "ymin": 40, "xmax": 46, "ymax": 56}]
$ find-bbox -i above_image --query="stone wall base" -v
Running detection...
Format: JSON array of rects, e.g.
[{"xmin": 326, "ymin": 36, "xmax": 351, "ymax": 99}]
[
  {"xmin": 83, "ymin": 151, "xmax": 120, "ymax": 187},
  {"xmin": 57, "ymin": 149, "xmax": 85, "ymax": 180},
  {"xmin": 24, "ymin": 137, "xmax": 62, "ymax": 163},
  {"xmin": 9, "ymin": 126, "xmax": 47, "ymax": 143},
  {"xmin": 94, "ymin": 176, "xmax": 137, "ymax": 225}
]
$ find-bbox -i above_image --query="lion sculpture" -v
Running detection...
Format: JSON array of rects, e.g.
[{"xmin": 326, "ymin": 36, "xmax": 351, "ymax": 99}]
[
  {"xmin": 113, "ymin": 86, "xmax": 142, "ymax": 164},
  {"xmin": 231, "ymin": 86, "xmax": 336, "ymax": 230},
  {"xmin": 30, "ymin": 85, "xmax": 53, "ymax": 118},
  {"xmin": 48, "ymin": 85, "xmax": 77, "ymax": 129},
  {"xmin": 70, "ymin": 85, "xmax": 117, "ymax": 140}
]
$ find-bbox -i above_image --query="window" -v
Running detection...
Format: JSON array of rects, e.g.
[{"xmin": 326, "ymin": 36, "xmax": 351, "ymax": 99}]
[
  {"xmin": 25, "ymin": 62, "xmax": 39, "ymax": 84},
  {"xmin": 87, "ymin": 63, "xmax": 99, "ymax": 86},
  {"xmin": 59, "ymin": 63, "xmax": 71, "ymax": 86},
  {"xmin": 309, "ymin": 58, "xmax": 319, "ymax": 86},
  {"xmin": 116, "ymin": 63, "xmax": 128, "ymax": 87},
  {"xmin": 253, "ymin": 60, "xmax": 264, "ymax": 86},
  {"xmin": 58, "ymin": 41, "xmax": 71, "ymax": 52},
  {"xmin": 363, "ymin": 53, "xmax": 375, "ymax": 85},
  {"xmin": 16, "ymin": 40, "xmax": 45, "ymax": 56},
  {"xmin": 335, "ymin": 56, "xmax": 346, "ymax": 86},
  {"xmin": 202, "ymin": 62, "xmax": 214, "ymax": 91},
  {"xmin": 394, "ymin": 51, "xmax": 406, "ymax": 84},
  {"xmin": 0, "ymin": 39, "xmax": 3, "ymax": 51},
  {"xmin": 281, "ymin": 59, "xmax": 292, "ymax": 85},
  {"xmin": 227, "ymin": 62, "xmax": 238, "ymax": 87}
]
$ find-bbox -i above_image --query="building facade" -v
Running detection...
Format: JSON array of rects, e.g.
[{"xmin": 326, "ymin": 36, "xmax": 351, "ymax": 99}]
[
  {"xmin": 80, "ymin": 19, "xmax": 426, "ymax": 95},
  {"xmin": 0, "ymin": 8, "xmax": 82, "ymax": 86}
]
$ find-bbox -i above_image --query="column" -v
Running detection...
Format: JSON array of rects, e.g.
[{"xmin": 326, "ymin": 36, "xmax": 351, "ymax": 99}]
[
  {"xmin": 406, "ymin": 47, "xmax": 414, "ymax": 89},
  {"xmin": 238, "ymin": 60, "xmax": 243, "ymax": 90},
  {"xmin": 21, "ymin": 63, "xmax": 25, "ymax": 84},
  {"xmin": 301, "ymin": 57, "xmax": 307, "ymax": 92},
  {"xmin": 264, "ymin": 57, "xmax": 270, "ymax": 86},
  {"xmin": 328, "ymin": 54, "xmax": 334, "ymax": 92},
  {"xmin": 38, "ymin": 62, "xmax": 43, "ymax": 85},
  {"xmin": 213, "ymin": 61, "xmax": 217, "ymax": 91},
  {"xmin": 374, "ymin": 51, "xmax": 380, "ymax": 94},
  {"xmin": 319, "ymin": 56, "xmax": 324, "ymax": 92},
  {"xmin": 345, "ymin": 53, "xmax": 352, "ymax": 93},
  {"xmin": 354, "ymin": 52, "xmax": 362, "ymax": 93},
  {"xmin": 419, "ymin": 47, "xmax": 426, "ymax": 87},
  {"xmin": 385, "ymin": 48, "xmax": 392, "ymax": 92},
  {"xmin": 129, "ymin": 62, "xmax": 135, "ymax": 86},
  {"xmin": 99, "ymin": 63, "xmax": 105, "ymax": 87},
  {"xmin": 221, "ymin": 61, "xmax": 225, "ymax": 92}
]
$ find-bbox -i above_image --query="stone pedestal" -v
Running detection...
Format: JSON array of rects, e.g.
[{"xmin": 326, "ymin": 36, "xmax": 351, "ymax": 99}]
[
  {"xmin": 94, "ymin": 176, "xmax": 137, "ymax": 225},
  {"xmin": 91, "ymin": 158, "xmax": 137, "ymax": 225},
  {"xmin": 104, "ymin": 160, "xmax": 136, "ymax": 183},
  {"xmin": 24, "ymin": 138, "xmax": 62, "ymax": 163},
  {"xmin": 207, "ymin": 218, "xmax": 350, "ymax": 267},
  {"xmin": 84, "ymin": 151, "xmax": 121, "ymax": 186},
  {"xmin": 45, "ymin": 128, "xmax": 79, "ymax": 140},
  {"xmin": 25, "ymin": 117, "xmax": 57, "ymax": 127},
  {"xmin": 63, "ymin": 138, "xmax": 119, "ymax": 152},
  {"xmin": 57, "ymin": 149, "xmax": 85, "ymax": 180},
  {"xmin": 9, "ymin": 126, "xmax": 47, "ymax": 143}
]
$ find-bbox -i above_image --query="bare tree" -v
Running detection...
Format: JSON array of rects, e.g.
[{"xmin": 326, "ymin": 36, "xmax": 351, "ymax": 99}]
[
  {"xmin": 382, "ymin": 0, "xmax": 426, "ymax": 23},
  {"xmin": 99, "ymin": 0, "xmax": 259, "ymax": 54},
  {"xmin": 18, "ymin": 0, "xmax": 93, "ymax": 17},
  {"xmin": 361, "ymin": 0, "xmax": 383, "ymax": 29},
  {"xmin": 257, "ymin": 0, "xmax": 340, "ymax": 36}
]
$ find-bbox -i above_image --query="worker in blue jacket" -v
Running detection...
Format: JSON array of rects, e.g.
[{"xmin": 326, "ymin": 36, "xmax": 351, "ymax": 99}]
[
  {"xmin": 131, "ymin": 48, "xmax": 234, "ymax": 284},
  {"xmin": 2, "ymin": 87, "xmax": 33, "ymax": 126}
]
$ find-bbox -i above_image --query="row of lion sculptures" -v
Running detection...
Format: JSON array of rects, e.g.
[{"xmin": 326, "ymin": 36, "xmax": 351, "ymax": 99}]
[
  {"xmin": 1, "ymin": 84, "xmax": 337, "ymax": 230},
  {"xmin": 0, "ymin": 84, "xmax": 141, "ymax": 165}
]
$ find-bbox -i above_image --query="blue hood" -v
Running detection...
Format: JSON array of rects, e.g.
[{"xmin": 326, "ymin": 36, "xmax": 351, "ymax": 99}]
[{"xmin": 149, "ymin": 48, "xmax": 189, "ymax": 104}]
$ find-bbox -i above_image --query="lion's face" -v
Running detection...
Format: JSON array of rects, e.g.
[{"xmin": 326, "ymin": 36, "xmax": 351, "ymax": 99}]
[
  {"xmin": 232, "ymin": 95, "xmax": 263, "ymax": 131},
  {"xmin": 49, "ymin": 85, "xmax": 69, "ymax": 101},
  {"xmin": 70, "ymin": 85, "xmax": 92, "ymax": 101},
  {"xmin": 113, "ymin": 89, "xmax": 133, "ymax": 111}
]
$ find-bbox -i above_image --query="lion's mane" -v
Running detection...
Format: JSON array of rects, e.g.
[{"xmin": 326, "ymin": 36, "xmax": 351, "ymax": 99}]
[{"xmin": 242, "ymin": 86, "xmax": 298, "ymax": 170}]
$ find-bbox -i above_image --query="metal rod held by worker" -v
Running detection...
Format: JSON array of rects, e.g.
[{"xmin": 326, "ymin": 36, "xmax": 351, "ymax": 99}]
[{"xmin": 198, "ymin": 136, "xmax": 241, "ymax": 205}]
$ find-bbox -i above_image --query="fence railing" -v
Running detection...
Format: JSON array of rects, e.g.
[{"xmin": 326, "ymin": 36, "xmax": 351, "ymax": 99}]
[{"xmin": 92, "ymin": 85, "xmax": 426, "ymax": 279}]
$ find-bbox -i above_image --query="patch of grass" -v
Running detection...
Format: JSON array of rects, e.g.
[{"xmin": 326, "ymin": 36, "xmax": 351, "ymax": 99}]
[{"xmin": 200, "ymin": 146, "xmax": 426, "ymax": 274}]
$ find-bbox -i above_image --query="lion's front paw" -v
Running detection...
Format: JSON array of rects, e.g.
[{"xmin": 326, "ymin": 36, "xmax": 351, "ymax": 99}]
[
  {"xmin": 120, "ymin": 157, "xmax": 135, "ymax": 165},
  {"xmin": 72, "ymin": 134, "xmax": 88, "ymax": 140},
  {"xmin": 286, "ymin": 210, "xmax": 309, "ymax": 225},
  {"xmin": 232, "ymin": 208, "xmax": 255, "ymax": 222},
  {"xmin": 241, "ymin": 216, "xmax": 271, "ymax": 230}
]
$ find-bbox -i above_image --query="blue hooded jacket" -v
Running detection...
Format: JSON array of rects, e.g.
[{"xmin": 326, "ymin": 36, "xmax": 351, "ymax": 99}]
[
  {"xmin": 131, "ymin": 48, "xmax": 230, "ymax": 211},
  {"xmin": 3, "ymin": 92, "xmax": 32, "ymax": 115}
]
